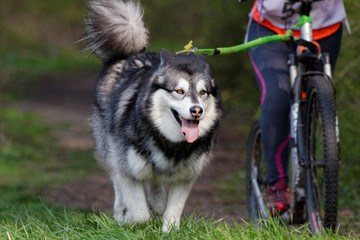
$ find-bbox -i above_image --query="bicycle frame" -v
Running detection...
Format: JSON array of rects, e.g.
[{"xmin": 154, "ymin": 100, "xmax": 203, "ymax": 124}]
[{"xmin": 288, "ymin": 12, "xmax": 315, "ymax": 224}]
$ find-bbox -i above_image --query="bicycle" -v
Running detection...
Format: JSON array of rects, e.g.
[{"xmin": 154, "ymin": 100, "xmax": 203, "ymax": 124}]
[{"xmin": 177, "ymin": 0, "xmax": 341, "ymax": 234}]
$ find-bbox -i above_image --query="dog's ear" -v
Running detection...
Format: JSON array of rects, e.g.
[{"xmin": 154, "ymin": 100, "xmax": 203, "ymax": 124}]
[
  {"xmin": 160, "ymin": 48, "xmax": 173, "ymax": 66},
  {"xmin": 211, "ymin": 78, "xmax": 217, "ymax": 89}
]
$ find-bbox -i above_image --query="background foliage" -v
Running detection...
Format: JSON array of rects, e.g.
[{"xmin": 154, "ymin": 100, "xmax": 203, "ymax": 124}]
[{"xmin": 0, "ymin": 0, "xmax": 359, "ymax": 237}]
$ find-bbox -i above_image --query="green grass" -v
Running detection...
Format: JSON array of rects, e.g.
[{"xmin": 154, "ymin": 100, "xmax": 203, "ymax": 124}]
[
  {"xmin": 0, "ymin": 109, "xmax": 96, "ymax": 189},
  {"xmin": 0, "ymin": 108, "xmax": 98, "ymax": 230},
  {"xmin": 2, "ymin": 201, "xmax": 358, "ymax": 240}
]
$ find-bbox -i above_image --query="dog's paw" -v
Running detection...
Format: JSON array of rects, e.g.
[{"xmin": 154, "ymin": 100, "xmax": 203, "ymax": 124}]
[
  {"xmin": 161, "ymin": 222, "xmax": 177, "ymax": 233},
  {"xmin": 113, "ymin": 207, "xmax": 126, "ymax": 224},
  {"xmin": 114, "ymin": 207, "xmax": 151, "ymax": 225},
  {"xmin": 162, "ymin": 216, "xmax": 180, "ymax": 233}
]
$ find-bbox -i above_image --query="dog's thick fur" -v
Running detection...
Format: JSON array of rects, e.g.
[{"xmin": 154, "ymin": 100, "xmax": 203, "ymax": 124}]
[{"xmin": 84, "ymin": 0, "xmax": 222, "ymax": 232}]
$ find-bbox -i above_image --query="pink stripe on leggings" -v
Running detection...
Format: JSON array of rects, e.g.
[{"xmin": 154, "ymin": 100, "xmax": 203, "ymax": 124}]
[
  {"xmin": 275, "ymin": 134, "xmax": 291, "ymax": 179},
  {"xmin": 249, "ymin": 53, "xmax": 266, "ymax": 105}
]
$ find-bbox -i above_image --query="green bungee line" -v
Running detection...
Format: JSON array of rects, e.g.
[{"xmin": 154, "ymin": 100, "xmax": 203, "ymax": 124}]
[
  {"xmin": 176, "ymin": 14, "xmax": 317, "ymax": 56},
  {"xmin": 181, "ymin": 34, "xmax": 292, "ymax": 56},
  {"xmin": 176, "ymin": 15, "xmax": 312, "ymax": 56}
]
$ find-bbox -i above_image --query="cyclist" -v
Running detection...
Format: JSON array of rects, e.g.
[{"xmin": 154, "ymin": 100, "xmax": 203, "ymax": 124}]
[{"xmin": 245, "ymin": 0, "xmax": 347, "ymax": 215}]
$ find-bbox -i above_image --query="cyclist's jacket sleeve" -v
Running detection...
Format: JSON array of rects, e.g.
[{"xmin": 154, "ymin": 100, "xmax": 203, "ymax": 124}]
[{"xmin": 250, "ymin": 0, "xmax": 347, "ymax": 40}]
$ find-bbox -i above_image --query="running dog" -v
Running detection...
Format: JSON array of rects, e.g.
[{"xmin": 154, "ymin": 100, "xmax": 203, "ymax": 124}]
[{"xmin": 84, "ymin": 0, "xmax": 222, "ymax": 232}]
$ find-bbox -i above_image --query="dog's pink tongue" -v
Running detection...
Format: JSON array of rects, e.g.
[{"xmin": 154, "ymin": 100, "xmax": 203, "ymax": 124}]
[{"xmin": 181, "ymin": 119, "xmax": 199, "ymax": 143}]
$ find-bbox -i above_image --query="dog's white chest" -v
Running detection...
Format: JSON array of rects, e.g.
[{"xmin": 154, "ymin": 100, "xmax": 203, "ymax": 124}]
[
  {"xmin": 127, "ymin": 148, "xmax": 153, "ymax": 180},
  {"xmin": 126, "ymin": 146, "xmax": 208, "ymax": 183}
]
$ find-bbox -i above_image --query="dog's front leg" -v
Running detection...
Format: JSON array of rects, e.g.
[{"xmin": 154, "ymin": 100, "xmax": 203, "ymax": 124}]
[
  {"xmin": 112, "ymin": 173, "xmax": 150, "ymax": 225},
  {"xmin": 162, "ymin": 181, "xmax": 194, "ymax": 232},
  {"xmin": 146, "ymin": 182, "xmax": 167, "ymax": 215}
]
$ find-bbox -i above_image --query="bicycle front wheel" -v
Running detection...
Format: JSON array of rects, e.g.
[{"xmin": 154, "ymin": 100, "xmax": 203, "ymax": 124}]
[
  {"xmin": 303, "ymin": 75, "xmax": 340, "ymax": 233},
  {"xmin": 246, "ymin": 119, "xmax": 269, "ymax": 223}
]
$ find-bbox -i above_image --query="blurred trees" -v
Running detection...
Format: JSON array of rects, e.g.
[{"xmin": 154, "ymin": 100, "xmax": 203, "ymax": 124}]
[{"xmin": 0, "ymin": 0, "xmax": 257, "ymax": 110}]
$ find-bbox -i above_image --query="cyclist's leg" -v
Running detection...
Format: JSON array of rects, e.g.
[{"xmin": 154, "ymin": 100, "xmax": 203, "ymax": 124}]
[
  {"xmin": 316, "ymin": 24, "xmax": 343, "ymax": 72},
  {"xmin": 246, "ymin": 19, "xmax": 292, "ymax": 213}
]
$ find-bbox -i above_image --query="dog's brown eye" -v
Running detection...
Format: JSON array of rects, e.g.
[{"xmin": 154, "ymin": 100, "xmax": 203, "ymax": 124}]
[
  {"xmin": 176, "ymin": 89, "xmax": 184, "ymax": 95},
  {"xmin": 200, "ymin": 90, "xmax": 206, "ymax": 95}
]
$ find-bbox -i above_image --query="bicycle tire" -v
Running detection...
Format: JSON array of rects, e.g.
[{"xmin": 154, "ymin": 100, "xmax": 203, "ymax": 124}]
[
  {"xmin": 246, "ymin": 119, "xmax": 269, "ymax": 223},
  {"xmin": 302, "ymin": 75, "xmax": 340, "ymax": 233}
]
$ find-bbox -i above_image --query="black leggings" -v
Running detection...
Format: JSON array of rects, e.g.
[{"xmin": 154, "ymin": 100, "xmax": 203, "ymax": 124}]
[{"xmin": 246, "ymin": 19, "xmax": 342, "ymax": 185}]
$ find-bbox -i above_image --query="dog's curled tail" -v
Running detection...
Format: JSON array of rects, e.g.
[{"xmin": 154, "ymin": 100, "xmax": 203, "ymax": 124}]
[{"xmin": 84, "ymin": 0, "xmax": 149, "ymax": 62}]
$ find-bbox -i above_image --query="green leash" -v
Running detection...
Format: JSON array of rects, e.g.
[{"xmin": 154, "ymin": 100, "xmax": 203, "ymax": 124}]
[
  {"xmin": 176, "ymin": 15, "xmax": 313, "ymax": 56},
  {"xmin": 176, "ymin": 34, "xmax": 291, "ymax": 56}
]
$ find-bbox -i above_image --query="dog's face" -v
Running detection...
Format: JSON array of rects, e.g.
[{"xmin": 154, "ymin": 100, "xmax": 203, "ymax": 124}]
[{"xmin": 150, "ymin": 49, "xmax": 220, "ymax": 143}]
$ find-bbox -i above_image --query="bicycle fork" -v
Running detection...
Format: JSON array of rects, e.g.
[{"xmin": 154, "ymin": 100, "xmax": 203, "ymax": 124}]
[
  {"xmin": 251, "ymin": 163, "xmax": 269, "ymax": 220},
  {"xmin": 288, "ymin": 54, "xmax": 306, "ymax": 222}
]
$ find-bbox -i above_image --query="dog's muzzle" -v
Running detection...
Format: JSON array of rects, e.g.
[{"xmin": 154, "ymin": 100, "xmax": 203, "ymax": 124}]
[{"xmin": 171, "ymin": 109, "xmax": 200, "ymax": 143}]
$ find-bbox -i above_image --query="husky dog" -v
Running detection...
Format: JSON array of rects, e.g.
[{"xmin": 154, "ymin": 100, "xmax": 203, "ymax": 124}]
[{"xmin": 84, "ymin": 0, "xmax": 222, "ymax": 232}]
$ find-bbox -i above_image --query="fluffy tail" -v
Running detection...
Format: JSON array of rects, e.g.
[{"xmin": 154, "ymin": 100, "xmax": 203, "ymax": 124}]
[{"xmin": 84, "ymin": 0, "xmax": 149, "ymax": 62}]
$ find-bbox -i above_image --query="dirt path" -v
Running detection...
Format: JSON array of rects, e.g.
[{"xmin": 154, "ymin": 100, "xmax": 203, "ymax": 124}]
[{"xmin": 14, "ymin": 71, "xmax": 250, "ymax": 222}]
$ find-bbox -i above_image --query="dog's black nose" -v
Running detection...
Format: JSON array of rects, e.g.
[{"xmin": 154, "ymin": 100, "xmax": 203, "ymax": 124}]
[{"xmin": 190, "ymin": 106, "xmax": 203, "ymax": 118}]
